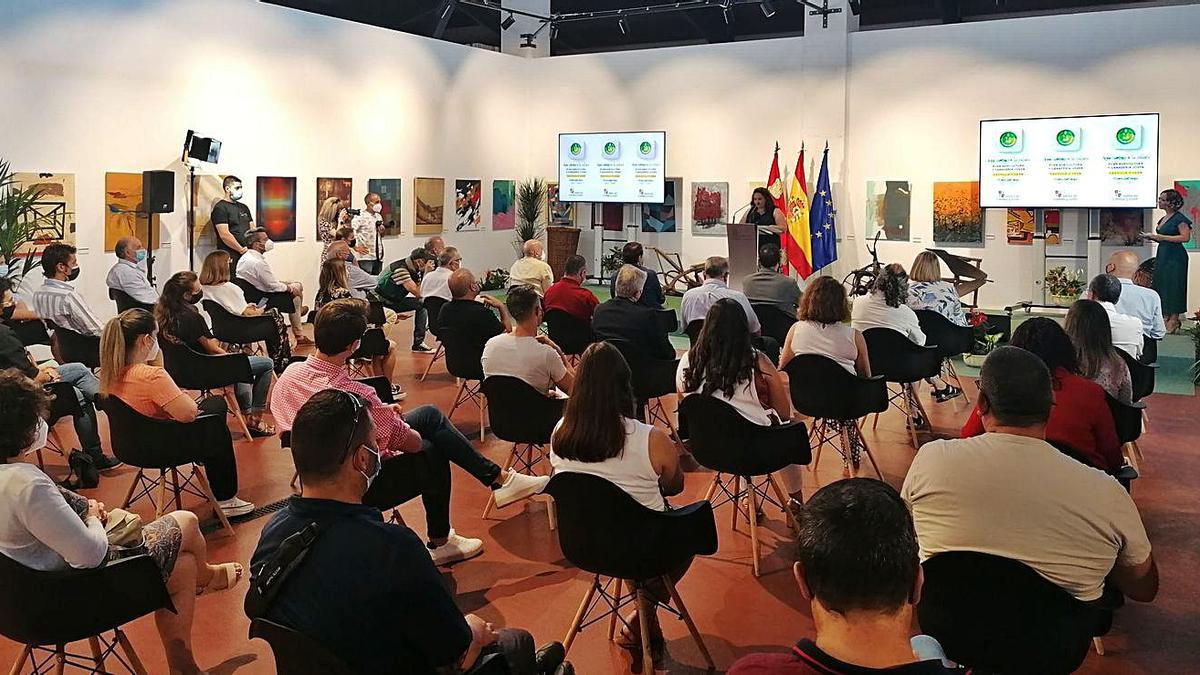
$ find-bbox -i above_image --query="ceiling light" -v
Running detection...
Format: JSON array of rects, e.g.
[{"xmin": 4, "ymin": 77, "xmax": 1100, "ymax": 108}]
[
  {"xmin": 501, "ymin": 12, "xmax": 515, "ymax": 30},
  {"xmin": 618, "ymin": 17, "xmax": 629, "ymax": 34},
  {"xmin": 760, "ymin": 0, "xmax": 776, "ymax": 18}
]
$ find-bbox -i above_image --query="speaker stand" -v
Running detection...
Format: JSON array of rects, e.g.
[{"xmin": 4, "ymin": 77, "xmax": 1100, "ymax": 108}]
[{"xmin": 187, "ymin": 163, "xmax": 196, "ymax": 272}]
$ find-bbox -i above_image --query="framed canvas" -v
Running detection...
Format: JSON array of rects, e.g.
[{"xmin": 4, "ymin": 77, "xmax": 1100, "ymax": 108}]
[
  {"xmin": 12, "ymin": 173, "xmax": 76, "ymax": 257},
  {"xmin": 104, "ymin": 172, "xmax": 160, "ymax": 252},
  {"xmin": 932, "ymin": 181, "xmax": 983, "ymax": 245},
  {"xmin": 316, "ymin": 177, "xmax": 352, "ymax": 239},
  {"xmin": 1098, "ymin": 208, "xmax": 1145, "ymax": 246},
  {"xmin": 691, "ymin": 181, "xmax": 728, "ymax": 237},
  {"xmin": 414, "ymin": 177, "xmax": 445, "ymax": 235},
  {"xmin": 492, "ymin": 180, "xmax": 515, "ymax": 231},
  {"xmin": 641, "ymin": 178, "xmax": 680, "ymax": 233},
  {"xmin": 1173, "ymin": 180, "xmax": 1199, "ymax": 250},
  {"xmin": 256, "ymin": 176, "xmax": 297, "ymax": 242},
  {"xmin": 1006, "ymin": 208, "xmax": 1035, "ymax": 245},
  {"xmin": 455, "ymin": 179, "xmax": 482, "ymax": 232},
  {"xmin": 546, "ymin": 181, "xmax": 574, "ymax": 226},
  {"xmin": 865, "ymin": 180, "xmax": 911, "ymax": 241},
  {"xmin": 369, "ymin": 178, "xmax": 402, "ymax": 236}
]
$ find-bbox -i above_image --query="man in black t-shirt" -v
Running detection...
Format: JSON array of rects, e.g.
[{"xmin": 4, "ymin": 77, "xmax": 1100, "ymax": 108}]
[
  {"xmin": 436, "ymin": 268, "xmax": 512, "ymax": 368},
  {"xmin": 211, "ymin": 175, "xmax": 254, "ymax": 274}
]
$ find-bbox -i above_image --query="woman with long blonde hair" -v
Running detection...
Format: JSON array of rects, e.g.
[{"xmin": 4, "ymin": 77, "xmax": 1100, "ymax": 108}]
[
  {"xmin": 317, "ymin": 196, "xmax": 348, "ymax": 258},
  {"xmin": 198, "ymin": 250, "xmax": 291, "ymax": 372}
]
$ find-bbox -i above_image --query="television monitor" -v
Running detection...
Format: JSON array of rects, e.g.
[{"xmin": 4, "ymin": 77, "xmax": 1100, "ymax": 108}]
[{"xmin": 558, "ymin": 131, "xmax": 666, "ymax": 203}]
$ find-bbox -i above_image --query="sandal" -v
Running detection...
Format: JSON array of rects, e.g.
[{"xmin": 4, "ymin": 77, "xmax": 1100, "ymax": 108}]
[
  {"xmin": 197, "ymin": 562, "xmax": 244, "ymax": 596},
  {"xmin": 247, "ymin": 420, "xmax": 276, "ymax": 438}
]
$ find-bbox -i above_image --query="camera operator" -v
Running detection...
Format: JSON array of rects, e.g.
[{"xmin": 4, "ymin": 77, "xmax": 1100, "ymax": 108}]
[{"xmin": 352, "ymin": 193, "xmax": 386, "ymax": 275}]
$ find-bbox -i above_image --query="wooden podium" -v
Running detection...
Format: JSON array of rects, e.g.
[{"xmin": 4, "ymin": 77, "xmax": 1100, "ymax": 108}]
[{"xmin": 726, "ymin": 223, "xmax": 778, "ymax": 291}]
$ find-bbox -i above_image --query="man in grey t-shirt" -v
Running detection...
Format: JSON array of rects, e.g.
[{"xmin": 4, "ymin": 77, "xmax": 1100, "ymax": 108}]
[{"xmin": 741, "ymin": 244, "xmax": 801, "ymax": 319}]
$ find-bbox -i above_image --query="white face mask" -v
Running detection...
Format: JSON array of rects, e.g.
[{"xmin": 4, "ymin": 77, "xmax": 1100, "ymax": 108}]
[
  {"xmin": 263, "ymin": 239, "xmax": 275, "ymax": 252},
  {"xmin": 230, "ymin": 188, "xmax": 243, "ymax": 201},
  {"xmin": 27, "ymin": 418, "xmax": 49, "ymax": 453},
  {"xmin": 145, "ymin": 334, "xmax": 160, "ymax": 362},
  {"xmin": 359, "ymin": 445, "xmax": 381, "ymax": 491},
  {"xmin": 371, "ymin": 203, "xmax": 382, "ymax": 214}
]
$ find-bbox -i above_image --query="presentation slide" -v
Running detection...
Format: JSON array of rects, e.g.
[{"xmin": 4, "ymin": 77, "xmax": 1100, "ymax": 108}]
[
  {"xmin": 979, "ymin": 113, "xmax": 1159, "ymax": 208},
  {"xmin": 558, "ymin": 131, "xmax": 666, "ymax": 203}
]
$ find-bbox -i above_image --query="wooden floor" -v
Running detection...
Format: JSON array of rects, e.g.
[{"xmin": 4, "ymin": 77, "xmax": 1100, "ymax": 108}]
[{"xmin": 3, "ymin": 321, "xmax": 1198, "ymax": 674}]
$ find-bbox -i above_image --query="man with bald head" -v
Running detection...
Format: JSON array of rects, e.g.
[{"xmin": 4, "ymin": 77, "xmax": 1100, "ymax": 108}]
[
  {"xmin": 1105, "ymin": 251, "xmax": 1166, "ymax": 342},
  {"xmin": 105, "ymin": 236, "xmax": 157, "ymax": 306},
  {"xmin": 436, "ymin": 268, "xmax": 512, "ymax": 363},
  {"xmin": 508, "ymin": 239, "xmax": 553, "ymax": 295},
  {"xmin": 351, "ymin": 192, "xmax": 385, "ymax": 275}
]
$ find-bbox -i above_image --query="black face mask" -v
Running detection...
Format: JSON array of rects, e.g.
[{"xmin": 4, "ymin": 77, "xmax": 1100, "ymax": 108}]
[
  {"xmin": 187, "ymin": 292, "xmax": 203, "ymax": 305},
  {"xmin": 1, "ymin": 304, "xmax": 14, "ymax": 321},
  {"xmin": 349, "ymin": 239, "xmax": 357, "ymax": 248},
  {"xmin": 66, "ymin": 266, "xmax": 81, "ymax": 282}
]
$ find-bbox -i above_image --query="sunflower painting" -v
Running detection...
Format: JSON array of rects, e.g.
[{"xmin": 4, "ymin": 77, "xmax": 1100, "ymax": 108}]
[{"xmin": 932, "ymin": 181, "xmax": 983, "ymax": 245}]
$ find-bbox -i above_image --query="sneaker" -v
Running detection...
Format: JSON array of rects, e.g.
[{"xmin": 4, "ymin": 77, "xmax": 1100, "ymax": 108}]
[
  {"xmin": 412, "ymin": 343, "xmax": 435, "ymax": 353},
  {"xmin": 217, "ymin": 497, "xmax": 255, "ymax": 517},
  {"xmin": 933, "ymin": 385, "xmax": 962, "ymax": 403},
  {"xmin": 535, "ymin": 642, "xmax": 566, "ymax": 674},
  {"xmin": 493, "ymin": 472, "xmax": 551, "ymax": 509},
  {"xmin": 91, "ymin": 453, "xmax": 123, "ymax": 471},
  {"xmin": 428, "ymin": 529, "xmax": 484, "ymax": 566},
  {"xmin": 390, "ymin": 384, "xmax": 407, "ymax": 402}
]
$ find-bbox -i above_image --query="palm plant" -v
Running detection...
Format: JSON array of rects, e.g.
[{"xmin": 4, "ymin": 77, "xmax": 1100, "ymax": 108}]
[
  {"xmin": 515, "ymin": 178, "xmax": 546, "ymax": 245},
  {"xmin": 0, "ymin": 159, "xmax": 52, "ymax": 286}
]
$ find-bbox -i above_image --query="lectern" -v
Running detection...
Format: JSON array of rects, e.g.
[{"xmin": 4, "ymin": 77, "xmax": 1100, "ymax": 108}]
[{"xmin": 726, "ymin": 223, "xmax": 775, "ymax": 291}]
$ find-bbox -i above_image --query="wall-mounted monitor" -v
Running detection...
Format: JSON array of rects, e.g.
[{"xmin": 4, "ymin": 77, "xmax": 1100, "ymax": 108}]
[
  {"xmin": 558, "ymin": 131, "xmax": 666, "ymax": 203},
  {"xmin": 979, "ymin": 113, "xmax": 1159, "ymax": 208}
]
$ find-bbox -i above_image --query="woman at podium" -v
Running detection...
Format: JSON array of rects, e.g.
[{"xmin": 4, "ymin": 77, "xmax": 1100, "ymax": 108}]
[{"xmin": 744, "ymin": 187, "xmax": 787, "ymax": 250}]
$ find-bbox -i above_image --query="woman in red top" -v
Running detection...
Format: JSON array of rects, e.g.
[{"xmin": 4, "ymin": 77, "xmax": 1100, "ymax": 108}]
[{"xmin": 961, "ymin": 317, "xmax": 1123, "ymax": 473}]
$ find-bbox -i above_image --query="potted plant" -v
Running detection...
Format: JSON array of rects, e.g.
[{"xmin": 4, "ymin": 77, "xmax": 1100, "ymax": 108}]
[
  {"xmin": 962, "ymin": 308, "xmax": 1003, "ymax": 368},
  {"xmin": 512, "ymin": 178, "xmax": 546, "ymax": 258},
  {"xmin": 0, "ymin": 159, "xmax": 52, "ymax": 288},
  {"xmin": 1184, "ymin": 309, "xmax": 1200, "ymax": 385},
  {"xmin": 600, "ymin": 245, "xmax": 624, "ymax": 277},
  {"xmin": 479, "ymin": 268, "xmax": 510, "ymax": 292},
  {"xmin": 1044, "ymin": 266, "xmax": 1085, "ymax": 307}
]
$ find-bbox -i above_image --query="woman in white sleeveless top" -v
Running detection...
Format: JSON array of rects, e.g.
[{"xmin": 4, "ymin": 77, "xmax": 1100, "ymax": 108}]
[{"xmin": 779, "ymin": 275, "xmax": 871, "ymax": 377}]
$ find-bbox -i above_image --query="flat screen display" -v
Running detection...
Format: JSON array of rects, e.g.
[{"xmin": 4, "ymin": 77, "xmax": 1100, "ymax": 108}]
[
  {"xmin": 979, "ymin": 113, "xmax": 1159, "ymax": 208},
  {"xmin": 558, "ymin": 131, "xmax": 666, "ymax": 203}
]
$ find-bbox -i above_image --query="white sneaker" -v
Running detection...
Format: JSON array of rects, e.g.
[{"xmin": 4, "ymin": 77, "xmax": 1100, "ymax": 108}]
[
  {"xmin": 493, "ymin": 472, "xmax": 551, "ymax": 509},
  {"xmin": 217, "ymin": 497, "xmax": 255, "ymax": 517},
  {"xmin": 428, "ymin": 529, "xmax": 484, "ymax": 566}
]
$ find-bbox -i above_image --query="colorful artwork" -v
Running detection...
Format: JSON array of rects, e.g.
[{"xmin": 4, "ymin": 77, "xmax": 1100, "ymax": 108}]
[
  {"xmin": 491, "ymin": 180, "xmax": 516, "ymax": 231},
  {"xmin": 414, "ymin": 177, "xmax": 445, "ymax": 235},
  {"xmin": 932, "ymin": 181, "xmax": 983, "ymax": 245},
  {"xmin": 455, "ymin": 179, "xmax": 482, "ymax": 232},
  {"xmin": 547, "ymin": 182, "xmax": 574, "ymax": 226},
  {"xmin": 12, "ymin": 173, "xmax": 76, "ymax": 257},
  {"xmin": 1174, "ymin": 180, "xmax": 1199, "ymax": 250},
  {"xmin": 1006, "ymin": 208, "xmax": 1035, "ymax": 245},
  {"xmin": 316, "ymin": 177, "xmax": 352, "ymax": 237},
  {"xmin": 103, "ymin": 172, "xmax": 160, "ymax": 252},
  {"xmin": 256, "ymin": 177, "xmax": 297, "ymax": 242},
  {"xmin": 1099, "ymin": 208, "xmax": 1145, "ymax": 246},
  {"xmin": 369, "ymin": 179, "xmax": 402, "ymax": 236},
  {"xmin": 642, "ymin": 179, "xmax": 678, "ymax": 233},
  {"xmin": 865, "ymin": 180, "xmax": 911, "ymax": 242},
  {"xmin": 691, "ymin": 182, "xmax": 728, "ymax": 237},
  {"xmin": 1045, "ymin": 209, "xmax": 1062, "ymax": 245}
]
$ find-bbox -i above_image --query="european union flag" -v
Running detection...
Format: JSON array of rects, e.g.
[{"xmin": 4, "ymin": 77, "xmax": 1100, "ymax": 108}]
[{"xmin": 809, "ymin": 148, "xmax": 838, "ymax": 272}]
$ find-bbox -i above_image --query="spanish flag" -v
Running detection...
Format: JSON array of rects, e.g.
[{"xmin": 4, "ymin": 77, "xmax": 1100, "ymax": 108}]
[{"xmin": 786, "ymin": 149, "xmax": 813, "ymax": 279}]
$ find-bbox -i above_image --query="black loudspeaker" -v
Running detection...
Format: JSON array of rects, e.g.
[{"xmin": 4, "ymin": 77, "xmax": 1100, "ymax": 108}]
[{"xmin": 142, "ymin": 170, "xmax": 175, "ymax": 214}]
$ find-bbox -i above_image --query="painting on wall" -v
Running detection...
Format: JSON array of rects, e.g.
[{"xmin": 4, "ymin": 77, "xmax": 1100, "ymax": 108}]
[
  {"xmin": 414, "ymin": 177, "xmax": 445, "ymax": 235},
  {"xmin": 865, "ymin": 180, "xmax": 911, "ymax": 242},
  {"xmin": 546, "ymin": 182, "xmax": 574, "ymax": 226},
  {"xmin": 1006, "ymin": 208, "xmax": 1035, "ymax": 245},
  {"xmin": 1174, "ymin": 180, "xmax": 1199, "ymax": 250},
  {"xmin": 492, "ymin": 180, "xmax": 516, "ymax": 231},
  {"xmin": 191, "ymin": 174, "xmax": 226, "ymax": 245},
  {"xmin": 256, "ymin": 177, "xmax": 297, "ymax": 242},
  {"xmin": 1044, "ymin": 209, "xmax": 1062, "ymax": 245},
  {"xmin": 1099, "ymin": 208, "xmax": 1145, "ymax": 246},
  {"xmin": 691, "ymin": 182, "xmax": 728, "ymax": 237},
  {"xmin": 315, "ymin": 177, "xmax": 352, "ymax": 238},
  {"xmin": 932, "ymin": 181, "xmax": 983, "ymax": 245},
  {"xmin": 12, "ymin": 173, "xmax": 76, "ymax": 258},
  {"xmin": 368, "ymin": 179, "xmax": 402, "ymax": 236},
  {"xmin": 642, "ymin": 179, "xmax": 679, "ymax": 233},
  {"xmin": 455, "ymin": 179, "xmax": 482, "ymax": 232},
  {"xmin": 104, "ymin": 172, "xmax": 160, "ymax": 252}
]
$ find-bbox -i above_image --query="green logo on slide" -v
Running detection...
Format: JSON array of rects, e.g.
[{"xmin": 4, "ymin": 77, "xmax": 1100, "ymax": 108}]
[
  {"xmin": 604, "ymin": 142, "xmax": 617, "ymax": 154},
  {"xmin": 640, "ymin": 141, "xmax": 652, "ymax": 154},
  {"xmin": 1115, "ymin": 127, "xmax": 1136, "ymax": 145},
  {"xmin": 1056, "ymin": 129, "xmax": 1076, "ymax": 146},
  {"xmin": 570, "ymin": 142, "xmax": 582, "ymax": 155},
  {"xmin": 999, "ymin": 131, "xmax": 1018, "ymax": 148}
]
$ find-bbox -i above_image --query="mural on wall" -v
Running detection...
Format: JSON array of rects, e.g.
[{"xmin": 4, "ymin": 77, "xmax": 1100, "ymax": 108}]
[
  {"xmin": 546, "ymin": 182, "xmax": 574, "ymax": 226},
  {"xmin": 1044, "ymin": 209, "xmax": 1062, "ymax": 245},
  {"xmin": 1098, "ymin": 208, "xmax": 1145, "ymax": 246},
  {"xmin": 256, "ymin": 176, "xmax": 297, "ymax": 242},
  {"xmin": 315, "ymin": 177, "xmax": 352, "ymax": 238},
  {"xmin": 865, "ymin": 180, "xmax": 911, "ymax": 242},
  {"xmin": 691, "ymin": 181, "xmax": 728, "ymax": 237},
  {"xmin": 932, "ymin": 181, "xmax": 983, "ymax": 245},
  {"xmin": 455, "ymin": 179, "xmax": 482, "ymax": 232},
  {"xmin": 104, "ymin": 172, "xmax": 160, "ymax": 252},
  {"xmin": 1006, "ymin": 208, "xmax": 1035, "ymax": 245},
  {"xmin": 642, "ymin": 179, "xmax": 678, "ymax": 233},
  {"xmin": 1174, "ymin": 180, "xmax": 1199, "ymax": 250},
  {"xmin": 368, "ymin": 179, "xmax": 402, "ymax": 237},
  {"xmin": 414, "ymin": 177, "xmax": 445, "ymax": 235},
  {"xmin": 12, "ymin": 173, "xmax": 76, "ymax": 257},
  {"xmin": 491, "ymin": 180, "xmax": 515, "ymax": 231}
]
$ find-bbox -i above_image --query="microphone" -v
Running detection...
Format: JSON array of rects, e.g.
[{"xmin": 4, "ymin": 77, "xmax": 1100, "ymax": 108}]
[{"xmin": 731, "ymin": 201, "xmax": 754, "ymax": 224}]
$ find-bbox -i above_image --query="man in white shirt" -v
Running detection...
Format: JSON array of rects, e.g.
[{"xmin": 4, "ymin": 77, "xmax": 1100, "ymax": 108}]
[
  {"xmin": 350, "ymin": 192, "xmax": 385, "ymax": 275},
  {"xmin": 237, "ymin": 228, "xmax": 310, "ymax": 345},
  {"xmin": 420, "ymin": 247, "xmax": 461, "ymax": 302},
  {"xmin": 1087, "ymin": 274, "xmax": 1145, "ymax": 359},
  {"xmin": 508, "ymin": 240, "xmax": 553, "ymax": 295},
  {"xmin": 680, "ymin": 256, "xmax": 762, "ymax": 334},
  {"xmin": 482, "ymin": 284, "xmax": 573, "ymax": 397},
  {"xmin": 104, "ymin": 236, "xmax": 157, "ymax": 307},
  {"xmin": 902, "ymin": 346, "xmax": 1158, "ymax": 604},
  {"xmin": 32, "ymin": 243, "xmax": 103, "ymax": 337},
  {"xmin": 1106, "ymin": 251, "xmax": 1166, "ymax": 341}
]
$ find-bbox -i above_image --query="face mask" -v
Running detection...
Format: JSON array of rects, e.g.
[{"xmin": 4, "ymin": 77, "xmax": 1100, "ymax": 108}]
[
  {"xmin": 27, "ymin": 418, "xmax": 49, "ymax": 454},
  {"xmin": 134, "ymin": 249, "xmax": 148, "ymax": 263},
  {"xmin": 187, "ymin": 292, "xmax": 203, "ymax": 305},
  {"xmin": 359, "ymin": 445, "xmax": 381, "ymax": 491},
  {"xmin": 349, "ymin": 238, "xmax": 357, "ymax": 248},
  {"xmin": 371, "ymin": 203, "xmax": 382, "ymax": 214},
  {"xmin": 1, "ymin": 304, "xmax": 14, "ymax": 321},
  {"xmin": 145, "ymin": 334, "xmax": 160, "ymax": 362},
  {"xmin": 230, "ymin": 188, "xmax": 243, "ymax": 201},
  {"xmin": 263, "ymin": 240, "xmax": 275, "ymax": 252},
  {"xmin": 66, "ymin": 266, "xmax": 81, "ymax": 282}
]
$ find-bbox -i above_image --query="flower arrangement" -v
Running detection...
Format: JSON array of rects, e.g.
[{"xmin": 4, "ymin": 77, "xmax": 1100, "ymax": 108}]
[
  {"xmin": 1044, "ymin": 266, "xmax": 1085, "ymax": 305},
  {"xmin": 479, "ymin": 268, "xmax": 510, "ymax": 292},
  {"xmin": 600, "ymin": 245, "xmax": 625, "ymax": 276},
  {"xmin": 967, "ymin": 309, "xmax": 1003, "ymax": 357}
]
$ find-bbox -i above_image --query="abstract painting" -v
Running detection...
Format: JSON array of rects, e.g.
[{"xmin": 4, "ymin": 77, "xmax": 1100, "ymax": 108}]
[
  {"xmin": 369, "ymin": 179, "xmax": 402, "ymax": 236},
  {"xmin": 932, "ymin": 181, "xmax": 983, "ymax": 245},
  {"xmin": 455, "ymin": 179, "xmax": 482, "ymax": 232},
  {"xmin": 691, "ymin": 181, "xmax": 728, "ymax": 237},
  {"xmin": 642, "ymin": 179, "xmax": 678, "ymax": 233},
  {"xmin": 414, "ymin": 177, "xmax": 445, "ymax": 235},
  {"xmin": 546, "ymin": 182, "xmax": 574, "ymax": 226},
  {"xmin": 1099, "ymin": 208, "xmax": 1145, "ymax": 246},
  {"xmin": 492, "ymin": 180, "xmax": 516, "ymax": 231},
  {"xmin": 865, "ymin": 180, "xmax": 911, "ymax": 241},
  {"xmin": 316, "ymin": 177, "xmax": 352, "ymax": 237},
  {"xmin": 1006, "ymin": 208, "xmax": 1035, "ymax": 245},
  {"xmin": 1174, "ymin": 180, "xmax": 1199, "ymax": 250},
  {"xmin": 104, "ymin": 172, "xmax": 160, "ymax": 252},
  {"xmin": 12, "ymin": 173, "xmax": 76, "ymax": 257},
  {"xmin": 193, "ymin": 174, "xmax": 226, "ymax": 244},
  {"xmin": 1044, "ymin": 209, "xmax": 1062, "ymax": 245},
  {"xmin": 256, "ymin": 177, "xmax": 297, "ymax": 242}
]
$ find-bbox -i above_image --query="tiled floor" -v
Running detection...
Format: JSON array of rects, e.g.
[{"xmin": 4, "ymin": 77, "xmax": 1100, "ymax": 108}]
[{"xmin": 3, "ymin": 321, "xmax": 1197, "ymax": 674}]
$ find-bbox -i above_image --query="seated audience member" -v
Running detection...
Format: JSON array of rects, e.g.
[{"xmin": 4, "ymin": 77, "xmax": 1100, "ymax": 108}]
[
  {"xmin": 157, "ymin": 272, "xmax": 275, "ymax": 438},
  {"xmin": 961, "ymin": 318, "xmax": 1122, "ymax": 473},
  {"xmin": 592, "ymin": 265, "xmax": 676, "ymax": 362},
  {"xmin": 317, "ymin": 258, "xmax": 365, "ymax": 305},
  {"xmin": 543, "ymin": 254, "xmax": 599, "ymax": 323},
  {"xmin": 316, "ymin": 258, "xmax": 399, "ymax": 387},
  {"xmin": 325, "ymin": 238, "xmax": 376, "ymax": 292},
  {"xmin": 742, "ymin": 244, "xmax": 802, "ymax": 319},
  {"xmin": 105, "ymin": 236, "xmax": 157, "ymax": 306},
  {"xmin": 1105, "ymin": 250, "xmax": 1166, "ymax": 341},
  {"xmin": 0, "ymin": 372, "xmax": 244, "ymax": 675},
  {"xmin": 100, "ymin": 309, "xmax": 254, "ymax": 516},
  {"xmin": 608, "ymin": 242, "xmax": 665, "ymax": 309},
  {"xmin": 425, "ymin": 235, "xmax": 446, "ymax": 265},
  {"xmin": 32, "ymin": 242, "xmax": 103, "ymax": 337},
  {"xmin": 1, "ymin": 276, "xmax": 39, "ymax": 323},
  {"xmin": 906, "ymin": 251, "xmax": 967, "ymax": 327},
  {"xmin": 377, "ymin": 248, "xmax": 433, "ymax": 352},
  {"xmin": 681, "ymin": 256, "xmax": 762, "ymax": 335},
  {"xmin": 420, "ymin": 246, "xmax": 462, "ymax": 301},
  {"xmin": 1067, "ymin": 300, "xmax": 1134, "ymax": 404},
  {"xmin": 236, "ymin": 228, "xmax": 312, "ymax": 347},
  {"xmin": 249, "ymin": 390, "xmax": 565, "ymax": 675},
  {"xmin": 779, "ymin": 276, "xmax": 871, "ymax": 377},
  {"xmin": 729, "ymin": 479, "xmax": 963, "ymax": 675},
  {"xmin": 1086, "ymin": 273, "xmax": 1145, "ymax": 359},
  {"xmin": 351, "ymin": 192, "xmax": 385, "ymax": 274},
  {"xmin": 271, "ymin": 299, "xmax": 548, "ymax": 564},
  {"xmin": 438, "ymin": 268, "xmax": 512, "ymax": 356},
  {"xmin": 199, "ymin": 250, "xmax": 291, "ymax": 373},
  {"xmin": 550, "ymin": 342, "xmax": 685, "ymax": 663},
  {"xmin": 482, "ymin": 284, "xmax": 573, "ymax": 397},
  {"xmin": 508, "ymin": 239, "xmax": 554, "ymax": 296},
  {"xmin": 906, "ymin": 346, "xmax": 1157, "ymax": 605},
  {"xmin": 320, "ymin": 225, "xmax": 357, "ymax": 265}
]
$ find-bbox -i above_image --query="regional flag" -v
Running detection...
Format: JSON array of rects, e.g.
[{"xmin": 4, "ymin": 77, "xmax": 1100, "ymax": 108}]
[
  {"xmin": 810, "ymin": 148, "xmax": 838, "ymax": 272},
  {"xmin": 766, "ymin": 144, "xmax": 787, "ymax": 213},
  {"xmin": 785, "ymin": 149, "xmax": 813, "ymax": 278}
]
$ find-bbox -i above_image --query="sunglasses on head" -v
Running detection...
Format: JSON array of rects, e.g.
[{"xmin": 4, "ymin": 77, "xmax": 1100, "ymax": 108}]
[{"xmin": 337, "ymin": 391, "xmax": 373, "ymax": 464}]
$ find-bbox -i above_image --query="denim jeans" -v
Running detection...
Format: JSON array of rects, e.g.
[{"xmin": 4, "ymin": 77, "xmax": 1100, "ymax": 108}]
[
  {"xmin": 236, "ymin": 355, "xmax": 274, "ymax": 413},
  {"xmin": 404, "ymin": 404, "xmax": 500, "ymax": 487},
  {"xmin": 381, "ymin": 295, "xmax": 427, "ymax": 347},
  {"xmin": 56, "ymin": 362, "xmax": 102, "ymax": 455}
]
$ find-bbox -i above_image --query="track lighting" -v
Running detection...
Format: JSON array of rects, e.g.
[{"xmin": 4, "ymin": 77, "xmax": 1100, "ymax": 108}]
[
  {"xmin": 501, "ymin": 11, "xmax": 515, "ymax": 30},
  {"xmin": 618, "ymin": 17, "xmax": 629, "ymax": 34},
  {"xmin": 760, "ymin": 0, "xmax": 776, "ymax": 18}
]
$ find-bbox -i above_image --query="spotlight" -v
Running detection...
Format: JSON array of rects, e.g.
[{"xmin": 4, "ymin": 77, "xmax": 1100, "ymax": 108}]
[
  {"xmin": 760, "ymin": 1, "xmax": 776, "ymax": 18},
  {"xmin": 520, "ymin": 32, "xmax": 536, "ymax": 48},
  {"xmin": 501, "ymin": 11, "xmax": 515, "ymax": 30},
  {"xmin": 618, "ymin": 17, "xmax": 629, "ymax": 34},
  {"xmin": 550, "ymin": 23, "xmax": 559, "ymax": 39}
]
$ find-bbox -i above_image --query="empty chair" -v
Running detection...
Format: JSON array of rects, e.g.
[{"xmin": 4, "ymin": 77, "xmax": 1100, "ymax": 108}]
[
  {"xmin": 479, "ymin": 376, "xmax": 564, "ymax": 524},
  {"xmin": 544, "ymin": 308, "xmax": 594, "ymax": 364},
  {"xmin": 863, "ymin": 327, "xmax": 943, "ymax": 449},
  {"xmin": 784, "ymin": 355, "xmax": 888, "ymax": 477},
  {"xmin": 751, "ymin": 303, "xmax": 797, "ymax": 346},
  {"xmin": 419, "ymin": 295, "xmax": 449, "ymax": 381},
  {"xmin": 915, "ymin": 308, "xmax": 974, "ymax": 402},
  {"xmin": 159, "ymin": 340, "xmax": 254, "ymax": 439},
  {"xmin": 51, "ymin": 324, "xmax": 101, "ymax": 370},
  {"xmin": 109, "ymin": 288, "xmax": 154, "ymax": 313}
]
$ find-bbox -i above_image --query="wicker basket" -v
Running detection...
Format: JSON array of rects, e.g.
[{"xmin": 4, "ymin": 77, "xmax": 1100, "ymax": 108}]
[{"xmin": 546, "ymin": 226, "xmax": 581, "ymax": 281}]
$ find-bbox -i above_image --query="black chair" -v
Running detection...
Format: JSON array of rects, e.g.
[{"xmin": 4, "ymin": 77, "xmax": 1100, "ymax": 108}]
[
  {"xmin": 678, "ymin": 395, "xmax": 810, "ymax": 577},
  {"xmin": 545, "ymin": 472, "xmax": 717, "ymax": 671},
  {"xmin": 750, "ymin": 303, "xmax": 797, "ymax": 346},
  {"xmin": 479, "ymin": 376, "xmax": 565, "ymax": 525},
  {"xmin": 249, "ymin": 619, "xmax": 358, "ymax": 675},
  {"xmin": 50, "ymin": 324, "xmax": 101, "ymax": 370},
  {"xmin": 160, "ymin": 340, "xmax": 255, "ymax": 439},
  {"xmin": 915, "ymin": 309, "xmax": 974, "ymax": 403},
  {"xmin": 606, "ymin": 338, "xmax": 681, "ymax": 440},
  {"xmin": 684, "ymin": 319, "xmax": 703, "ymax": 345},
  {"xmin": 862, "ymin": 327, "xmax": 943, "ymax": 449},
  {"xmin": 109, "ymin": 288, "xmax": 154, "ymax": 313},
  {"xmin": 654, "ymin": 307, "xmax": 679, "ymax": 335},
  {"xmin": 918, "ymin": 551, "xmax": 1112, "ymax": 675},
  {"xmin": 26, "ymin": 381, "xmax": 84, "ymax": 470},
  {"xmin": 0, "ymin": 552, "xmax": 173, "ymax": 675},
  {"xmin": 1141, "ymin": 335, "xmax": 1159, "ymax": 365},
  {"xmin": 7, "ymin": 318, "xmax": 51, "ymax": 347},
  {"xmin": 783, "ymin": 355, "xmax": 888, "ymax": 477},
  {"xmin": 203, "ymin": 299, "xmax": 275, "ymax": 356},
  {"xmin": 234, "ymin": 277, "xmax": 295, "ymax": 315},
  {"xmin": 441, "ymin": 328, "xmax": 488, "ymax": 441},
  {"xmin": 1107, "ymin": 393, "xmax": 1147, "ymax": 474},
  {"xmin": 419, "ymin": 295, "xmax": 449, "ymax": 381},
  {"xmin": 1119, "ymin": 348, "xmax": 1156, "ymax": 401},
  {"xmin": 544, "ymin": 308, "xmax": 594, "ymax": 364}
]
